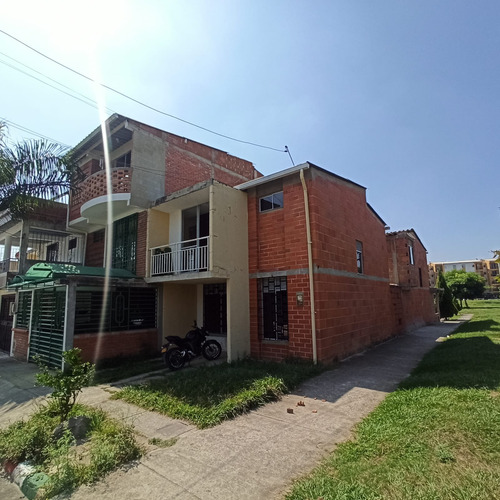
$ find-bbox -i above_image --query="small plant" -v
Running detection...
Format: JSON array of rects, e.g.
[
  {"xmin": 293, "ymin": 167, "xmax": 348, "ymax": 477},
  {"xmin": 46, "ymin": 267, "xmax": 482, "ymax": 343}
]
[{"xmin": 35, "ymin": 348, "xmax": 95, "ymax": 422}]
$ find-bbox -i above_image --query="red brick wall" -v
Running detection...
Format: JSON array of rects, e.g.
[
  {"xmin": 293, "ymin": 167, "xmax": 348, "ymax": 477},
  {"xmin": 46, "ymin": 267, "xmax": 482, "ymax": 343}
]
[
  {"xmin": 164, "ymin": 133, "xmax": 258, "ymax": 195},
  {"xmin": 73, "ymin": 328, "xmax": 158, "ymax": 363},
  {"xmin": 390, "ymin": 286, "xmax": 437, "ymax": 331},
  {"xmin": 69, "ymin": 168, "xmax": 132, "ymax": 223},
  {"xmin": 12, "ymin": 328, "xmax": 29, "ymax": 362},
  {"xmin": 387, "ymin": 232, "xmax": 430, "ymax": 288},
  {"xmin": 85, "ymin": 230, "xmax": 104, "ymax": 267},
  {"xmin": 248, "ymin": 168, "xmax": 396, "ymax": 363}
]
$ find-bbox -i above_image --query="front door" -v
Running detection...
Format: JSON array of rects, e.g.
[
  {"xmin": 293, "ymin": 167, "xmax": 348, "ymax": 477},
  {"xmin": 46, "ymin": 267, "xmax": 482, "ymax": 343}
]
[
  {"xmin": 203, "ymin": 283, "xmax": 227, "ymax": 335},
  {"xmin": 0, "ymin": 295, "xmax": 15, "ymax": 352}
]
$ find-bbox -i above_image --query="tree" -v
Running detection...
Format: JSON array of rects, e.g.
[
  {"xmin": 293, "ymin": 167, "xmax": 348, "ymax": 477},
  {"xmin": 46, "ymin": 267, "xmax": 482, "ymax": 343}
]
[
  {"xmin": 444, "ymin": 270, "xmax": 486, "ymax": 308},
  {"xmin": 438, "ymin": 271, "xmax": 457, "ymax": 319},
  {"xmin": 0, "ymin": 139, "xmax": 80, "ymax": 218}
]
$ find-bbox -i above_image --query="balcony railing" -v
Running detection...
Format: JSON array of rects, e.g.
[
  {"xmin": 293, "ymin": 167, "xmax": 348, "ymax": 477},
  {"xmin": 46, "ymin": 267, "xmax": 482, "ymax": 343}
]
[
  {"xmin": 150, "ymin": 237, "xmax": 210, "ymax": 276},
  {"xmin": 0, "ymin": 259, "xmax": 19, "ymax": 273}
]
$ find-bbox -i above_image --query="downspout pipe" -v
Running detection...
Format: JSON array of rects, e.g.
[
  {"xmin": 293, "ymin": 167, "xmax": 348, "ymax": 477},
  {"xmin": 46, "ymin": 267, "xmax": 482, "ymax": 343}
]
[{"xmin": 300, "ymin": 169, "xmax": 317, "ymax": 364}]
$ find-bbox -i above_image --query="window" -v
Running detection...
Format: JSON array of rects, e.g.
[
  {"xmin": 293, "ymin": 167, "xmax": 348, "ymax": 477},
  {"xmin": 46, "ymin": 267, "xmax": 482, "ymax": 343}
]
[
  {"xmin": 260, "ymin": 191, "xmax": 284, "ymax": 212},
  {"xmin": 46, "ymin": 242, "xmax": 59, "ymax": 262},
  {"xmin": 259, "ymin": 277, "xmax": 288, "ymax": 341},
  {"xmin": 114, "ymin": 151, "xmax": 131, "ymax": 169},
  {"xmin": 74, "ymin": 287, "xmax": 157, "ymax": 334},
  {"xmin": 112, "ymin": 214, "xmax": 138, "ymax": 273},
  {"xmin": 356, "ymin": 241, "xmax": 363, "ymax": 274},
  {"xmin": 409, "ymin": 243, "xmax": 415, "ymax": 265}
]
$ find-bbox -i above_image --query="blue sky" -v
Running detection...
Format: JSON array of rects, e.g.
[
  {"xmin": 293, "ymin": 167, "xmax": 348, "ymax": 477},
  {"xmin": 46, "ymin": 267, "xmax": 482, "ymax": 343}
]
[{"xmin": 1, "ymin": 1, "xmax": 499, "ymax": 262}]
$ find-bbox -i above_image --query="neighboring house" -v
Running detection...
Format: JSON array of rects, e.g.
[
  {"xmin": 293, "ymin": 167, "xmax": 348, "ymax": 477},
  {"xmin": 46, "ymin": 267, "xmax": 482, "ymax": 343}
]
[
  {"xmin": 8, "ymin": 115, "xmax": 437, "ymax": 368},
  {"xmin": 386, "ymin": 229, "xmax": 440, "ymax": 329},
  {"xmin": 0, "ymin": 203, "xmax": 85, "ymax": 356},
  {"xmin": 429, "ymin": 259, "xmax": 499, "ymax": 294},
  {"xmin": 236, "ymin": 163, "xmax": 437, "ymax": 364},
  {"xmin": 9, "ymin": 114, "xmax": 260, "ymax": 367}
]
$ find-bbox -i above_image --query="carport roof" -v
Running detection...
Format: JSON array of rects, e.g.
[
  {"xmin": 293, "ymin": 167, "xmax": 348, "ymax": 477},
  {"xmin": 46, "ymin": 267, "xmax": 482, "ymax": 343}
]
[{"xmin": 8, "ymin": 263, "xmax": 137, "ymax": 288}]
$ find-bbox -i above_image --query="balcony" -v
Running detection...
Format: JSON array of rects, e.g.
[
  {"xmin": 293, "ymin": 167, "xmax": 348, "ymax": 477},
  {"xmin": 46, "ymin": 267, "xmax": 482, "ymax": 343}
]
[
  {"xmin": 69, "ymin": 167, "xmax": 133, "ymax": 228},
  {"xmin": 150, "ymin": 237, "xmax": 210, "ymax": 276}
]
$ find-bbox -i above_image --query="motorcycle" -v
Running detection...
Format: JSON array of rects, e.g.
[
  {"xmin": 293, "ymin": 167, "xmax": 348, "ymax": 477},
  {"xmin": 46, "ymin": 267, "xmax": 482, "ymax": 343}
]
[{"xmin": 161, "ymin": 321, "xmax": 222, "ymax": 370}]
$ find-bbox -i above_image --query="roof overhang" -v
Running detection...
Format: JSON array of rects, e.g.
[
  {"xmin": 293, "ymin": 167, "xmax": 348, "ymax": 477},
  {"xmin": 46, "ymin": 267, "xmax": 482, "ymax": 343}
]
[{"xmin": 8, "ymin": 262, "xmax": 139, "ymax": 289}]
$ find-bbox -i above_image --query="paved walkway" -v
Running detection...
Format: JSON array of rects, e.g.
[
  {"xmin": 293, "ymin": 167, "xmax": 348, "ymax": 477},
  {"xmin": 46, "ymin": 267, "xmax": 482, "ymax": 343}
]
[{"xmin": 0, "ymin": 319, "xmax": 468, "ymax": 499}]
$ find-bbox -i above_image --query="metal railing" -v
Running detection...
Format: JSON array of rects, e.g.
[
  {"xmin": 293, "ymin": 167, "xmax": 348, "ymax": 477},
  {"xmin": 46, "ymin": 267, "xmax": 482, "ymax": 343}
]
[
  {"xmin": 150, "ymin": 237, "xmax": 210, "ymax": 276},
  {"xmin": 0, "ymin": 259, "xmax": 19, "ymax": 273}
]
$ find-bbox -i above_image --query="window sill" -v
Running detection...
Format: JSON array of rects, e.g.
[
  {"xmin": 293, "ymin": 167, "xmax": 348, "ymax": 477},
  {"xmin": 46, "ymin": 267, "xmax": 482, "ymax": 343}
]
[{"xmin": 262, "ymin": 339, "xmax": 289, "ymax": 345}]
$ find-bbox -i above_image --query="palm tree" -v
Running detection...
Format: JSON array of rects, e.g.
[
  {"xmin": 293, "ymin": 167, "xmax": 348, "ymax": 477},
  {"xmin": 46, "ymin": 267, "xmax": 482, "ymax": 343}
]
[
  {"xmin": 0, "ymin": 138, "xmax": 81, "ymax": 272},
  {"xmin": 0, "ymin": 139, "xmax": 80, "ymax": 218}
]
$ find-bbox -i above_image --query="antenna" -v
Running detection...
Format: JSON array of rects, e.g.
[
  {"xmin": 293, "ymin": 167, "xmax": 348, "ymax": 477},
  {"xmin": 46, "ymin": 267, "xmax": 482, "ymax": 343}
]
[{"xmin": 285, "ymin": 145, "xmax": 295, "ymax": 166}]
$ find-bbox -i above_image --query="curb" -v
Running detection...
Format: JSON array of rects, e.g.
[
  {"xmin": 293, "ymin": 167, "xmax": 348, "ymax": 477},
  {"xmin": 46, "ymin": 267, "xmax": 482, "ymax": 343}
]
[{"xmin": 3, "ymin": 461, "xmax": 49, "ymax": 500}]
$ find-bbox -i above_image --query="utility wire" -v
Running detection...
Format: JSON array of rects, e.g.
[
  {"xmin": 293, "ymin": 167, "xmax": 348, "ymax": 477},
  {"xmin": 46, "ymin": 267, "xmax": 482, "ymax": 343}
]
[
  {"xmin": 0, "ymin": 56, "xmax": 115, "ymax": 115},
  {"xmin": 0, "ymin": 52, "xmax": 116, "ymax": 115},
  {"xmin": 0, "ymin": 28, "xmax": 287, "ymax": 153},
  {"xmin": 0, "ymin": 117, "xmax": 70, "ymax": 147}
]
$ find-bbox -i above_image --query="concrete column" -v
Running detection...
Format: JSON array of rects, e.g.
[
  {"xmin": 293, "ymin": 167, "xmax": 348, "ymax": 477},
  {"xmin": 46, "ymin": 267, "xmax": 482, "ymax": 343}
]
[
  {"xmin": 18, "ymin": 221, "xmax": 31, "ymax": 274},
  {"xmin": 3, "ymin": 235, "xmax": 12, "ymax": 267}
]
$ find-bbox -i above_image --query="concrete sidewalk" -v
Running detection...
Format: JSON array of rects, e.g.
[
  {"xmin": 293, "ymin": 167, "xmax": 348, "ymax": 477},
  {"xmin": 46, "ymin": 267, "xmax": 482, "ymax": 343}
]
[{"xmin": 0, "ymin": 319, "xmax": 468, "ymax": 499}]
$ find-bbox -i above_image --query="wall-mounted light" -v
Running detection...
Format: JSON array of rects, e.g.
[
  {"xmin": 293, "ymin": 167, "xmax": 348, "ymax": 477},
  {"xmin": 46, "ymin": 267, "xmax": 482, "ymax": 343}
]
[{"xmin": 296, "ymin": 292, "xmax": 304, "ymax": 306}]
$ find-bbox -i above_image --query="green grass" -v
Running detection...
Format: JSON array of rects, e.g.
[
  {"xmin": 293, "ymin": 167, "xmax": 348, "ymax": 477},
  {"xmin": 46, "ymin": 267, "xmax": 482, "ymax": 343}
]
[
  {"xmin": 286, "ymin": 300, "xmax": 500, "ymax": 500},
  {"xmin": 113, "ymin": 358, "xmax": 325, "ymax": 428},
  {"xmin": 0, "ymin": 403, "xmax": 143, "ymax": 499}
]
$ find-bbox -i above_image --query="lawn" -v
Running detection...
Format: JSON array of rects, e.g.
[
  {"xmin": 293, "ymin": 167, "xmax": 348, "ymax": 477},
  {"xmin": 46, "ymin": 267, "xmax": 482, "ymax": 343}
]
[
  {"xmin": 286, "ymin": 300, "xmax": 500, "ymax": 500},
  {"xmin": 113, "ymin": 358, "xmax": 325, "ymax": 428}
]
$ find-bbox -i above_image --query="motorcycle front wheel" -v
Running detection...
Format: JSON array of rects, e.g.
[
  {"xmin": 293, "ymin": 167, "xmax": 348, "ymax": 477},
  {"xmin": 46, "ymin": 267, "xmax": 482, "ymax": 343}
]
[
  {"xmin": 202, "ymin": 339, "xmax": 222, "ymax": 360},
  {"xmin": 165, "ymin": 348, "xmax": 186, "ymax": 370}
]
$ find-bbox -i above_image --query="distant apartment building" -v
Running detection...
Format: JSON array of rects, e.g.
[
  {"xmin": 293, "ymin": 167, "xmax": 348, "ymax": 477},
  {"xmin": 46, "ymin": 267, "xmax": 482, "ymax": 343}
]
[{"xmin": 429, "ymin": 259, "xmax": 499, "ymax": 292}]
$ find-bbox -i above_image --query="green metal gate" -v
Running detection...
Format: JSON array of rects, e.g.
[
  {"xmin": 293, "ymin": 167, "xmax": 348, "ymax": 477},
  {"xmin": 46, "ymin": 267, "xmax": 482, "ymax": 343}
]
[{"xmin": 29, "ymin": 287, "xmax": 66, "ymax": 368}]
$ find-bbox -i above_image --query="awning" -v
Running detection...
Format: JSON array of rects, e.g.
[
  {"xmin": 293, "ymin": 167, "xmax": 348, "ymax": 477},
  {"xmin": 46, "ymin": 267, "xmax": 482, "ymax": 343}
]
[{"xmin": 8, "ymin": 262, "xmax": 137, "ymax": 289}]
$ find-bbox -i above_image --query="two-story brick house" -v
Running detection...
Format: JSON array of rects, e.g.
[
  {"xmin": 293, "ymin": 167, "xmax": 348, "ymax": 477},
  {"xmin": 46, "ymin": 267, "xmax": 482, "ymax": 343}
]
[{"xmin": 237, "ymin": 163, "xmax": 436, "ymax": 364}]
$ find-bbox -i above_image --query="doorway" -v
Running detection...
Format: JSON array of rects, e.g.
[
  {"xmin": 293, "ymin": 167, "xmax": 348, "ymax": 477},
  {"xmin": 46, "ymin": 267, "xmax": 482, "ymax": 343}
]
[
  {"xmin": 203, "ymin": 283, "xmax": 227, "ymax": 335},
  {"xmin": 0, "ymin": 295, "xmax": 15, "ymax": 352}
]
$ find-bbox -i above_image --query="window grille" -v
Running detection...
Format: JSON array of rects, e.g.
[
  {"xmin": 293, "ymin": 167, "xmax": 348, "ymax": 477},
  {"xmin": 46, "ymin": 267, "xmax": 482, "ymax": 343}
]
[
  {"xmin": 258, "ymin": 277, "xmax": 289, "ymax": 341},
  {"xmin": 74, "ymin": 286, "xmax": 157, "ymax": 334},
  {"xmin": 112, "ymin": 214, "xmax": 138, "ymax": 273}
]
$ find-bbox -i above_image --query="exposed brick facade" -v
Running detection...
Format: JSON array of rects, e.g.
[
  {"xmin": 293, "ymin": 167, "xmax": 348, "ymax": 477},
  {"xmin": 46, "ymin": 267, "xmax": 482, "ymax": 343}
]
[
  {"xmin": 85, "ymin": 230, "xmax": 105, "ymax": 268},
  {"xmin": 246, "ymin": 166, "xmax": 436, "ymax": 364},
  {"xmin": 163, "ymin": 133, "xmax": 258, "ymax": 195},
  {"xmin": 387, "ymin": 230, "xmax": 437, "ymax": 329},
  {"xmin": 73, "ymin": 328, "xmax": 158, "ymax": 363},
  {"xmin": 11, "ymin": 328, "xmax": 29, "ymax": 362},
  {"xmin": 70, "ymin": 167, "xmax": 131, "ymax": 222}
]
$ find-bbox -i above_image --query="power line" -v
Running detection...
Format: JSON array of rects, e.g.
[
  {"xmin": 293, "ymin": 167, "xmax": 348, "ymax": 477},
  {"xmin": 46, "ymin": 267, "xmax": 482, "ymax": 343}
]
[
  {"xmin": 0, "ymin": 52, "xmax": 116, "ymax": 115},
  {"xmin": 0, "ymin": 117, "xmax": 71, "ymax": 147},
  {"xmin": 0, "ymin": 56, "xmax": 114, "ymax": 115},
  {"xmin": 0, "ymin": 28, "xmax": 287, "ymax": 153}
]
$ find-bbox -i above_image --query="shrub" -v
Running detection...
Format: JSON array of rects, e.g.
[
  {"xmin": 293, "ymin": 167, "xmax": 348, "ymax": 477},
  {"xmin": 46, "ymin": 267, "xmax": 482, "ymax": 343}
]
[{"xmin": 35, "ymin": 348, "xmax": 95, "ymax": 422}]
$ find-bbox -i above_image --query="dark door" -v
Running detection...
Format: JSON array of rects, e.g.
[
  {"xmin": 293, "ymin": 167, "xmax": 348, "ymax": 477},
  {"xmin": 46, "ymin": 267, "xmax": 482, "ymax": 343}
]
[
  {"xmin": 203, "ymin": 284, "xmax": 227, "ymax": 335},
  {"xmin": 0, "ymin": 295, "xmax": 15, "ymax": 352}
]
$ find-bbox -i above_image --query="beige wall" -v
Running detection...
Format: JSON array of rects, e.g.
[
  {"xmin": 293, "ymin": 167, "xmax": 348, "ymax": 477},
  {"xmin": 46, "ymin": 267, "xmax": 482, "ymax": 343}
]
[
  {"xmin": 162, "ymin": 283, "xmax": 198, "ymax": 338},
  {"xmin": 148, "ymin": 209, "xmax": 170, "ymax": 248},
  {"xmin": 210, "ymin": 183, "xmax": 250, "ymax": 360}
]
